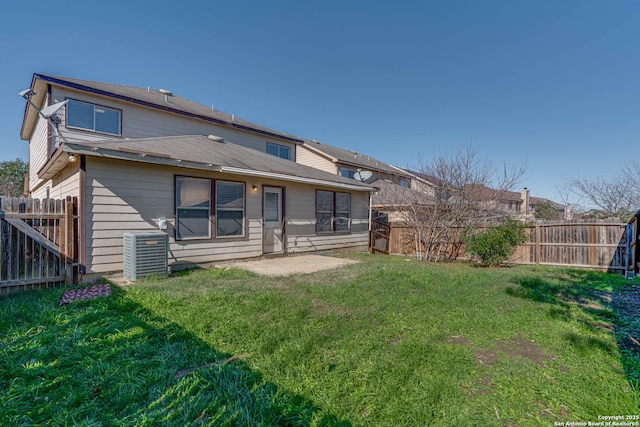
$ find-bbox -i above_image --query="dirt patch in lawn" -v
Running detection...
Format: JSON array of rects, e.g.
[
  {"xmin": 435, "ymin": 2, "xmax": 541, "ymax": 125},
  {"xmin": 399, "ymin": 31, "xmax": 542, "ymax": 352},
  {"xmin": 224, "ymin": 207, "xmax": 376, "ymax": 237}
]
[
  {"xmin": 447, "ymin": 335, "xmax": 473, "ymax": 346},
  {"xmin": 496, "ymin": 337, "xmax": 555, "ymax": 367},
  {"xmin": 310, "ymin": 298, "xmax": 351, "ymax": 317},
  {"xmin": 448, "ymin": 334, "xmax": 553, "ymax": 367}
]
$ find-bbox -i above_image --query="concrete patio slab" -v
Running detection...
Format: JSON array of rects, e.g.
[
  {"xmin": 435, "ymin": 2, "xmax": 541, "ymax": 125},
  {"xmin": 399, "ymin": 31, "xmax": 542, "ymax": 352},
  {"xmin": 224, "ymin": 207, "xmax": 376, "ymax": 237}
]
[{"xmin": 218, "ymin": 254, "xmax": 359, "ymax": 277}]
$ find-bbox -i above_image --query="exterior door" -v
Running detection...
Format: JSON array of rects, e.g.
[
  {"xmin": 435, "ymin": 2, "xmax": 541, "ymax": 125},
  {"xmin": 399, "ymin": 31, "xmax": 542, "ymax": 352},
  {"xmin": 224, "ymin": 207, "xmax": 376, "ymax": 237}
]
[{"xmin": 263, "ymin": 187, "xmax": 284, "ymax": 254}]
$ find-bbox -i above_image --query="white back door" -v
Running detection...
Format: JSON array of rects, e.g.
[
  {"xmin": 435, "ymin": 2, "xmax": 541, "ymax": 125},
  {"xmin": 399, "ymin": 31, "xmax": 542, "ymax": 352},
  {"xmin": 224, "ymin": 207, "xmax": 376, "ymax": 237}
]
[{"xmin": 263, "ymin": 187, "xmax": 284, "ymax": 254}]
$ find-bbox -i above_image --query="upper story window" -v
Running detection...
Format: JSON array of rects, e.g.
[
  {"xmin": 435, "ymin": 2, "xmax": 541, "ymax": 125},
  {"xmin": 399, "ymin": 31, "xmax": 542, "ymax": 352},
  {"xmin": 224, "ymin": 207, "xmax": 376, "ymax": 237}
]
[
  {"xmin": 66, "ymin": 99, "xmax": 121, "ymax": 136},
  {"xmin": 339, "ymin": 167, "xmax": 356, "ymax": 179},
  {"xmin": 267, "ymin": 142, "xmax": 290, "ymax": 160},
  {"xmin": 399, "ymin": 178, "xmax": 410, "ymax": 188}
]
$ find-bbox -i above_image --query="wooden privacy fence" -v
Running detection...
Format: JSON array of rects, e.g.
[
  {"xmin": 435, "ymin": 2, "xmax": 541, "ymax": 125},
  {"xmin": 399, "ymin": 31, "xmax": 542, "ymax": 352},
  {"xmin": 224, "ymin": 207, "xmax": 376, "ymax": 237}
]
[
  {"xmin": 0, "ymin": 196, "xmax": 78, "ymax": 296},
  {"xmin": 627, "ymin": 212, "xmax": 640, "ymax": 277},
  {"xmin": 373, "ymin": 220, "xmax": 630, "ymax": 273},
  {"xmin": 514, "ymin": 221, "xmax": 628, "ymax": 273}
]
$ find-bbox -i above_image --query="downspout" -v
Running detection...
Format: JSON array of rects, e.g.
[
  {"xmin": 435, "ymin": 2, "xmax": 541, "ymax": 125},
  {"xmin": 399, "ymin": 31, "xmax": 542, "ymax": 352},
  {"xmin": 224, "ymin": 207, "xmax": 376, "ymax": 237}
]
[
  {"xmin": 368, "ymin": 191, "xmax": 373, "ymax": 232},
  {"xmin": 368, "ymin": 190, "xmax": 374, "ymax": 253}
]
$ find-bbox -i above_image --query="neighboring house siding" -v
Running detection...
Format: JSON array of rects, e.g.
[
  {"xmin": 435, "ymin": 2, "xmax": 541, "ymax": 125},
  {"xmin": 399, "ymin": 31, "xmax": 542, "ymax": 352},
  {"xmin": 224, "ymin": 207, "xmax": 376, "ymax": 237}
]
[
  {"xmin": 335, "ymin": 162, "xmax": 384, "ymax": 183},
  {"xmin": 411, "ymin": 180, "xmax": 435, "ymax": 196},
  {"xmin": 296, "ymin": 146, "xmax": 337, "ymax": 174},
  {"xmin": 29, "ymin": 114, "xmax": 50, "ymax": 192},
  {"xmin": 51, "ymin": 87, "xmax": 297, "ymax": 159}
]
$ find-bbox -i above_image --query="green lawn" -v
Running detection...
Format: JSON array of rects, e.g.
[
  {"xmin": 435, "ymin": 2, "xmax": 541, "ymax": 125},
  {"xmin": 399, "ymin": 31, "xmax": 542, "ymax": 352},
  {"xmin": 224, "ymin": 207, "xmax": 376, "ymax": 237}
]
[{"xmin": 1, "ymin": 254, "xmax": 638, "ymax": 426}]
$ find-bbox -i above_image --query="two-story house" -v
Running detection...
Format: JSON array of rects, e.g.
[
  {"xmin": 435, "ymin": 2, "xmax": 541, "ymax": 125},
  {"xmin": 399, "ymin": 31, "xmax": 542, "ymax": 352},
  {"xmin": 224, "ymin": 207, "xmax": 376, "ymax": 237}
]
[
  {"xmin": 19, "ymin": 74, "xmax": 373, "ymax": 279},
  {"xmin": 297, "ymin": 140, "xmax": 414, "ymax": 186}
]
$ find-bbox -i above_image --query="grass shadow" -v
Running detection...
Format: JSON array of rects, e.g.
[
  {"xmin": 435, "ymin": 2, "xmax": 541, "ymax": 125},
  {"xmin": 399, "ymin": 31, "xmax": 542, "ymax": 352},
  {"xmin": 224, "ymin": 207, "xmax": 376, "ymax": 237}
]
[
  {"xmin": 505, "ymin": 269, "xmax": 640, "ymax": 391},
  {"xmin": 0, "ymin": 284, "xmax": 351, "ymax": 426}
]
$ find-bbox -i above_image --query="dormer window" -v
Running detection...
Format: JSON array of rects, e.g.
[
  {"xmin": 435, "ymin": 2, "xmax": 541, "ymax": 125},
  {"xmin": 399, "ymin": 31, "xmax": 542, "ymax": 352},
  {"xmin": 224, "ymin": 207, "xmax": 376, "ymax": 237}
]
[
  {"xmin": 266, "ymin": 142, "xmax": 290, "ymax": 160},
  {"xmin": 66, "ymin": 99, "xmax": 121, "ymax": 136},
  {"xmin": 339, "ymin": 167, "xmax": 356, "ymax": 179}
]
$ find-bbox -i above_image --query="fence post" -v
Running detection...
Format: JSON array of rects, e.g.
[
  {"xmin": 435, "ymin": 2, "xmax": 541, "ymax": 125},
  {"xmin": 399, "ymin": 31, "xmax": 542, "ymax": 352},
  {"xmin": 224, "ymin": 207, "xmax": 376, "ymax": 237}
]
[
  {"xmin": 534, "ymin": 224, "xmax": 541, "ymax": 265},
  {"xmin": 635, "ymin": 211, "xmax": 640, "ymax": 275},
  {"xmin": 64, "ymin": 196, "xmax": 74, "ymax": 286}
]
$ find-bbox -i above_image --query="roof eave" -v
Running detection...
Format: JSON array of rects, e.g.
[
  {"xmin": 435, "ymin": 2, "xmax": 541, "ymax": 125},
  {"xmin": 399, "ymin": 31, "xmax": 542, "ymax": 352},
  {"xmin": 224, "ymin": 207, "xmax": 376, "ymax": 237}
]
[
  {"xmin": 60, "ymin": 144, "xmax": 372, "ymax": 192},
  {"xmin": 299, "ymin": 143, "xmax": 337, "ymax": 162},
  {"xmin": 34, "ymin": 74, "xmax": 304, "ymax": 144},
  {"xmin": 20, "ymin": 75, "xmax": 48, "ymax": 140}
]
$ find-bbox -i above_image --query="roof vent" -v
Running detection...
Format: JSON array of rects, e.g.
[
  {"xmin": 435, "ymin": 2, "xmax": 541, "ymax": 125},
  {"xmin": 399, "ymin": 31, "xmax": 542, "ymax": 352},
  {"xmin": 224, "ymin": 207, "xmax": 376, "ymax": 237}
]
[
  {"xmin": 159, "ymin": 88, "xmax": 173, "ymax": 102},
  {"xmin": 208, "ymin": 135, "xmax": 224, "ymax": 142}
]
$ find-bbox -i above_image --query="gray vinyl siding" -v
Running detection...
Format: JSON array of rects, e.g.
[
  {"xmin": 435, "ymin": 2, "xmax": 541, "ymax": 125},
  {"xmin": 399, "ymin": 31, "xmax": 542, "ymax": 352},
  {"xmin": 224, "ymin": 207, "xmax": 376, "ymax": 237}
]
[
  {"xmin": 51, "ymin": 87, "xmax": 297, "ymax": 160},
  {"xmin": 83, "ymin": 158, "xmax": 261, "ymax": 273},
  {"xmin": 82, "ymin": 158, "xmax": 369, "ymax": 274},
  {"xmin": 296, "ymin": 146, "xmax": 337, "ymax": 174},
  {"xmin": 285, "ymin": 184, "xmax": 369, "ymax": 254}
]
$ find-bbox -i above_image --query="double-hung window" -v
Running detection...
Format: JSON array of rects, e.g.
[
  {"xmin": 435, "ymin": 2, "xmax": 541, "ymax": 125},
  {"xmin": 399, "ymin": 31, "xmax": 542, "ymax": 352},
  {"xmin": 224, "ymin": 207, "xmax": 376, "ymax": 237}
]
[
  {"xmin": 66, "ymin": 99, "xmax": 121, "ymax": 136},
  {"xmin": 176, "ymin": 177, "xmax": 211, "ymax": 240},
  {"xmin": 316, "ymin": 191, "xmax": 334, "ymax": 233},
  {"xmin": 266, "ymin": 142, "xmax": 291, "ymax": 160},
  {"xmin": 316, "ymin": 191, "xmax": 351, "ymax": 233},
  {"xmin": 175, "ymin": 178, "xmax": 246, "ymax": 239},
  {"xmin": 216, "ymin": 181, "xmax": 245, "ymax": 237},
  {"xmin": 335, "ymin": 192, "xmax": 351, "ymax": 232}
]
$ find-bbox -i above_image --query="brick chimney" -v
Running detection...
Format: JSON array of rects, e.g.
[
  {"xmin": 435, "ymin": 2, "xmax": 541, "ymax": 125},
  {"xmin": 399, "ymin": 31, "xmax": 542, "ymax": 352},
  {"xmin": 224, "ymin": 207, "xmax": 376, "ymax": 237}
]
[{"xmin": 520, "ymin": 188, "xmax": 530, "ymax": 214}]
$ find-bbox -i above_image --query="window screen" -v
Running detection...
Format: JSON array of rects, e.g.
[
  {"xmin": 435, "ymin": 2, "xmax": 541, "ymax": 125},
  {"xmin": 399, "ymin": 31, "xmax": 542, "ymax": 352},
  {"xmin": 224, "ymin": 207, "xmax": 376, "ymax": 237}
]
[
  {"xmin": 216, "ymin": 181, "xmax": 245, "ymax": 237},
  {"xmin": 176, "ymin": 177, "xmax": 211, "ymax": 239}
]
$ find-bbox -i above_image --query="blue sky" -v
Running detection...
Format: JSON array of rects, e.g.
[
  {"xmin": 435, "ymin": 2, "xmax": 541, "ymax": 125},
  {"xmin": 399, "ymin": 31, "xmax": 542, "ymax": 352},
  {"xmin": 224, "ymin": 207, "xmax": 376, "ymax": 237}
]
[{"xmin": 1, "ymin": 0, "xmax": 638, "ymax": 202}]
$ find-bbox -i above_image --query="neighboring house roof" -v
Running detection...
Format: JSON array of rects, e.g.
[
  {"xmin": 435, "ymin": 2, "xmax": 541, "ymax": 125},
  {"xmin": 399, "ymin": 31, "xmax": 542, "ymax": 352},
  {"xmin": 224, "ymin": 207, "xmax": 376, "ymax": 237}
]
[
  {"xmin": 394, "ymin": 167, "xmax": 440, "ymax": 188},
  {"xmin": 371, "ymin": 179, "xmax": 435, "ymax": 207},
  {"xmin": 21, "ymin": 74, "xmax": 303, "ymax": 143},
  {"xmin": 529, "ymin": 196, "xmax": 564, "ymax": 209},
  {"xmin": 301, "ymin": 139, "xmax": 407, "ymax": 176},
  {"xmin": 461, "ymin": 184, "xmax": 523, "ymax": 202},
  {"xmin": 40, "ymin": 135, "xmax": 373, "ymax": 191}
]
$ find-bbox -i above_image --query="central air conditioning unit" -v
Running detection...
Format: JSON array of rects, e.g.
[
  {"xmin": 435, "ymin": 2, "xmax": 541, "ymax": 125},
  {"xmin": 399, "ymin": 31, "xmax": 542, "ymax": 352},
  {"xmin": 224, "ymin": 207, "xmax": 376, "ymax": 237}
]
[{"xmin": 123, "ymin": 232, "xmax": 169, "ymax": 281}]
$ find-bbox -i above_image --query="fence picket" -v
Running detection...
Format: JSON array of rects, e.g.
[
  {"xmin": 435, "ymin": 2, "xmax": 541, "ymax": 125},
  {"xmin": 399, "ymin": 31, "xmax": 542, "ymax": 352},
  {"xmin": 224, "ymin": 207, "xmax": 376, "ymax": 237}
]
[
  {"xmin": 0, "ymin": 196, "xmax": 78, "ymax": 296},
  {"xmin": 374, "ymin": 220, "xmax": 629, "ymax": 273}
]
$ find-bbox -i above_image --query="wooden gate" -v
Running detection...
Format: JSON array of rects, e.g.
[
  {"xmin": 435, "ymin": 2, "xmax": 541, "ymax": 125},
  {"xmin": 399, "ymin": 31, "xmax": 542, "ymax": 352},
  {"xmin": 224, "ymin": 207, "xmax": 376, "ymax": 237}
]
[
  {"xmin": 370, "ymin": 219, "xmax": 391, "ymax": 254},
  {"xmin": 0, "ymin": 196, "xmax": 78, "ymax": 296}
]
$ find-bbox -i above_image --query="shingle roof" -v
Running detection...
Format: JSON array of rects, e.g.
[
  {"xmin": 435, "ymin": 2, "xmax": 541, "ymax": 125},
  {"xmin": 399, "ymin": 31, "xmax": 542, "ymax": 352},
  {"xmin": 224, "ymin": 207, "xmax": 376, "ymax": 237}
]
[
  {"xmin": 34, "ymin": 74, "xmax": 303, "ymax": 143},
  {"xmin": 56, "ymin": 135, "xmax": 372, "ymax": 191},
  {"xmin": 301, "ymin": 139, "xmax": 407, "ymax": 176},
  {"xmin": 371, "ymin": 179, "xmax": 435, "ymax": 206}
]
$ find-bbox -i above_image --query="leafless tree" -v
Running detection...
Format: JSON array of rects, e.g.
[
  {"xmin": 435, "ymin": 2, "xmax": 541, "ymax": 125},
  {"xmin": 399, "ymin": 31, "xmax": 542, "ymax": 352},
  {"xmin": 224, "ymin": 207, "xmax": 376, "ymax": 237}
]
[
  {"xmin": 565, "ymin": 173, "xmax": 639, "ymax": 221},
  {"xmin": 386, "ymin": 145, "xmax": 527, "ymax": 261}
]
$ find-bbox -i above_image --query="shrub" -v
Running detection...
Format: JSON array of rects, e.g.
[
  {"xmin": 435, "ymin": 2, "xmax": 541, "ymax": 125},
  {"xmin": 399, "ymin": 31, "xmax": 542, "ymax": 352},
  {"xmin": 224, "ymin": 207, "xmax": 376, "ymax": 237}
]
[{"xmin": 464, "ymin": 218, "xmax": 528, "ymax": 266}]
